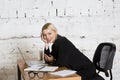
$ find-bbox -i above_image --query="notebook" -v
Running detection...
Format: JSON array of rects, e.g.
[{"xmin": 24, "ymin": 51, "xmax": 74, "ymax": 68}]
[
  {"xmin": 24, "ymin": 66, "xmax": 58, "ymax": 72},
  {"xmin": 17, "ymin": 47, "xmax": 46, "ymax": 67}
]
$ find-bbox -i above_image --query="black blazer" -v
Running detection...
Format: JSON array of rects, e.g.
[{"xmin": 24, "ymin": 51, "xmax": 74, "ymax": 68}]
[{"xmin": 44, "ymin": 34, "xmax": 96, "ymax": 80}]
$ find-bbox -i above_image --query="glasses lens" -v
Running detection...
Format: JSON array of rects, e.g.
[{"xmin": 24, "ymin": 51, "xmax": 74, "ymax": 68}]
[
  {"xmin": 37, "ymin": 72, "xmax": 44, "ymax": 78},
  {"xmin": 28, "ymin": 71, "xmax": 35, "ymax": 79}
]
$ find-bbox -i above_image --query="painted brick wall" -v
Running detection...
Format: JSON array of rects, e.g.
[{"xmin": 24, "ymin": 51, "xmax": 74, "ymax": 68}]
[{"xmin": 0, "ymin": 0, "xmax": 120, "ymax": 80}]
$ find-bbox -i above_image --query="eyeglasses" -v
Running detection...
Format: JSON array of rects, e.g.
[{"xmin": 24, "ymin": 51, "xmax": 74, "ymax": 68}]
[
  {"xmin": 28, "ymin": 65, "xmax": 46, "ymax": 79},
  {"xmin": 28, "ymin": 71, "xmax": 46, "ymax": 79}
]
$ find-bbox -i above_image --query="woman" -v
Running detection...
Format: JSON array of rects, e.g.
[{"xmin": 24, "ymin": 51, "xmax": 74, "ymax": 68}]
[{"xmin": 41, "ymin": 23, "xmax": 103, "ymax": 80}]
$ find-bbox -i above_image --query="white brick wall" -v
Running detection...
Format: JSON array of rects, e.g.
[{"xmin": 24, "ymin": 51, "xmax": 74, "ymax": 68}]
[{"xmin": 0, "ymin": 0, "xmax": 120, "ymax": 80}]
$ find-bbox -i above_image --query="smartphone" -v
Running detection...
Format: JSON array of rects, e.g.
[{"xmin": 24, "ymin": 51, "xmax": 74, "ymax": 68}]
[{"xmin": 44, "ymin": 48, "xmax": 51, "ymax": 57}]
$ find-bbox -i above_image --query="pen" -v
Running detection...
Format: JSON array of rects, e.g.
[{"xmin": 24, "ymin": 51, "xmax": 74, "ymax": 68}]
[{"xmin": 39, "ymin": 65, "xmax": 45, "ymax": 70}]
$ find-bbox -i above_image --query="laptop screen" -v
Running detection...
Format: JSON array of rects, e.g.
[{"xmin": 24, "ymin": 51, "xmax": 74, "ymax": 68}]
[
  {"xmin": 17, "ymin": 47, "xmax": 29, "ymax": 66},
  {"xmin": 17, "ymin": 47, "xmax": 47, "ymax": 67}
]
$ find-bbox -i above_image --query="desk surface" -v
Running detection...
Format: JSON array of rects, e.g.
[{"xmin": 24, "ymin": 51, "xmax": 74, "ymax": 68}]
[{"xmin": 17, "ymin": 59, "xmax": 81, "ymax": 80}]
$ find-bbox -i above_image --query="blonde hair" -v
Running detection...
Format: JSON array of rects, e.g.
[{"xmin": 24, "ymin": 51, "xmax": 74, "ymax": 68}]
[{"xmin": 42, "ymin": 23, "xmax": 57, "ymax": 32}]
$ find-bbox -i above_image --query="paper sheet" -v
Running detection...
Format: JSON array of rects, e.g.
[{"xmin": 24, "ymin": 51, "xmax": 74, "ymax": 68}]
[{"xmin": 50, "ymin": 70, "xmax": 77, "ymax": 77}]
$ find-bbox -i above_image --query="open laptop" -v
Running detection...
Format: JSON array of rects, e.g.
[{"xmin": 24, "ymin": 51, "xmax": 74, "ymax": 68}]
[{"xmin": 17, "ymin": 47, "xmax": 47, "ymax": 67}]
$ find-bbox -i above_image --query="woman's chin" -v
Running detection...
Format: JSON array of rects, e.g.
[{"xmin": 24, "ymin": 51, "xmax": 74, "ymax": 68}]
[{"xmin": 47, "ymin": 41, "xmax": 51, "ymax": 43}]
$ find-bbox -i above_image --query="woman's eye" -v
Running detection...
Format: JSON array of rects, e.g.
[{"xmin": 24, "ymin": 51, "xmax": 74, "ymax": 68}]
[
  {"xmin": 48, "ymin": 33, "xmax": 51, "ymax": 35},
  {"xmin": 43, "ymin": 34, "xmax": 45, "ymax": 36}
]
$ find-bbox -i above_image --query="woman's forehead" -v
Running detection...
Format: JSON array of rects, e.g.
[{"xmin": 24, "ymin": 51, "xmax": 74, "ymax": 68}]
[{"xmin": 42, "ymin": 29, "xmax": 53, "ymax": 34}]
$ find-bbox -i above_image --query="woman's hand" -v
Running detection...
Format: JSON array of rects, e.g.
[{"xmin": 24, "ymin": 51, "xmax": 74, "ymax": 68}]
[
  {"xmin": 41, "ymin": 33, "xmax": 49, "ymax": 49},
  {"xmin": 41, "ymin": 33, "xmax": 47, "ymax": 43},
  {"xmin": 44, "ymin": 54, "xmax": 54, "ymax": 62}
]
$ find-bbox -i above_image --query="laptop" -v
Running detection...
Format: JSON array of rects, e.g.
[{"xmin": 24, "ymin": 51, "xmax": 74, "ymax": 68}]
[{"xmin": 17, "ymin": 47, "xmax": 47, "ymax": 67}]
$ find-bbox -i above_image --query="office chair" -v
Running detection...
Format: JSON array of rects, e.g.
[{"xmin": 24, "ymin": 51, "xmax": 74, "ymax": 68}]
[{"xmin": 93, "ymin": 42, "xmax": 116, "ymax": 80}]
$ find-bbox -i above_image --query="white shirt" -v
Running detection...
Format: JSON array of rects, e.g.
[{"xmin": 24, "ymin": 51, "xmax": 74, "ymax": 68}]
[{"xmin": 49, "ymin": 43, "xmax": 53, "ymax": 53}]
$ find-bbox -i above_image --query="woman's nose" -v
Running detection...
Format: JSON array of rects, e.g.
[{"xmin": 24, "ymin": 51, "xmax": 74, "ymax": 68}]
[{"xmin": 46, "ymin": 35, "xmax": 50, "ymax": 39}]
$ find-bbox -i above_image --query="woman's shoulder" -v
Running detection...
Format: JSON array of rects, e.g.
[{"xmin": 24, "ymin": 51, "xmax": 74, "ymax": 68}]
[
  {"xmin": 53, "ymin": 35, "xmax": 66, "ymax": 46},
  {"xmin": 57, "ymin": 34, "xmax": 67, "ymax": 41},
  {"xmin": 55, "ymin": 34, "xmax": 77, "ymax": 49},
  {"xmin": 56, "ymin": 34, "xmax": 73, "ymax": 45}
]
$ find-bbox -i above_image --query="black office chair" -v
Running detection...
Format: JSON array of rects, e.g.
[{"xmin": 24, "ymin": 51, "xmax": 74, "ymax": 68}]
[{"xmin": 93, "ymin": 42, "xmax": 116, "ymax": 80}]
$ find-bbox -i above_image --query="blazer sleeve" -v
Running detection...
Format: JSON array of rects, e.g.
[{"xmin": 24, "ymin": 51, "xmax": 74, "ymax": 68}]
[{"xmin": 54, "ymin": 37, "xmax": 77, "ymax": 66}]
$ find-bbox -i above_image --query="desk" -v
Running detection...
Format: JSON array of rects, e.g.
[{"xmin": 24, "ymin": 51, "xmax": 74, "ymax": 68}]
[{"xmin": 17, "ymin": 59, "xmax": 81, "ymax": 80}]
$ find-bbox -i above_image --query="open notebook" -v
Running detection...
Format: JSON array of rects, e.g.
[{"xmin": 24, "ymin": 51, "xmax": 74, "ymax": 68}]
[{"xmin": 24, "ymin": 65, "xmax": 58, "ymax": 72}]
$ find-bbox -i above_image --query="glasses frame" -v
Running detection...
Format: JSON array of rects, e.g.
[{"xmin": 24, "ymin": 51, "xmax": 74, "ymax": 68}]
[{"xmin": 28, "ymin": 71, "xmax": 46, "ymax": 79}]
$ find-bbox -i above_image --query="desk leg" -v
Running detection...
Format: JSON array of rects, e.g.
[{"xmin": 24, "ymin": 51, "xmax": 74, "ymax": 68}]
[{"xmin": 17, "ymin": 65, "xmax": 21, "ymax": 80}]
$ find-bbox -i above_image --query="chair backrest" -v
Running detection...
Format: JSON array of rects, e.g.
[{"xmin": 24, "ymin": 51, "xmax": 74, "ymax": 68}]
[{"xmin": 93, "ymin": 42, "xmax": 116, "ymax": 79}]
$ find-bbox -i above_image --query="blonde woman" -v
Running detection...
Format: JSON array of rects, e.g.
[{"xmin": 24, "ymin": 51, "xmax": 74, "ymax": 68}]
[{"xmin": 41, "ymin": 23, "xmax": 104, "ymax": 80}]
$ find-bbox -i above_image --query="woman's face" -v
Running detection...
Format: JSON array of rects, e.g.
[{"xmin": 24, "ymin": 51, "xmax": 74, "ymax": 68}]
[{"xmin": 42, "ymin": 28, "xmax": 57, "ymax": 43}]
